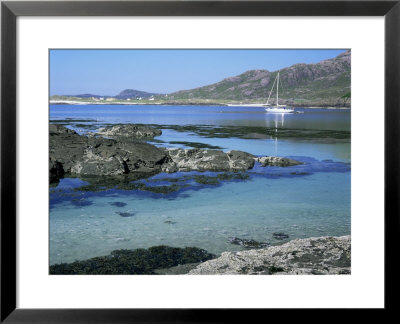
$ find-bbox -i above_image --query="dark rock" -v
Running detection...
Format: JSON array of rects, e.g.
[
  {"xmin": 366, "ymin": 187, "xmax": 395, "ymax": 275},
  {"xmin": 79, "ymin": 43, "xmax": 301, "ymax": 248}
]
[
  {"xmin": 227, "ymin": 150, "xmax": 256, "ymax": 170},
  {"xmin": 49, "ymin": 124, "xmax": 170, "ymax": 181},
  {"xmin": 290, "ymin": 172, "xmax": 311, "ymax": 175},
  {"xmin": 116, "ymin": 211, "xmax": 135, "ymax": 217},
  {"xmin": 228, "ymin": 237, "xmax": 271, "ymax": 248},
  {"xmin": 163, "ymin": 148, "xmax": 255, "ymax": 172},
  {"xmin": 273, "ymin": 232, "xmax": 289, "ymax": 240},
  {"xmin": 49, "ymin": 124, "xmax": 77, "ymax": 135},
  {"xmin": 257, "ymin": 156, "xmax": 303, "ymax": 167},
  {"xmin": 164, "ymin": 220, "xmax": 177, "ymax": 224},
  {"xmin": 49, "ymin": 125, "xmax": 297, "ymax": 186},
  {"xmin": 71, "ymin": 198, "xmax": 93, "ymax": 207},
  {"xmin": 109, "ymin": 201, "xmax": 127, "ymax": 207},
  {"xmin": 97, "ymin": 124, "xmax": 162, "ymax": 138},
  {"xmin": 49, "ymin": 157, "xmax": 64, "ymax": 184}
]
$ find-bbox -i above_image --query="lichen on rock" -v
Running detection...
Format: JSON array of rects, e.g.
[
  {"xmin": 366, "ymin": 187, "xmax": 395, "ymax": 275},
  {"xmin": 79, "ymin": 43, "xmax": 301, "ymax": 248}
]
[{"xmin": 188, "ymin": 235, "xmax": 351, "ymax": 275}]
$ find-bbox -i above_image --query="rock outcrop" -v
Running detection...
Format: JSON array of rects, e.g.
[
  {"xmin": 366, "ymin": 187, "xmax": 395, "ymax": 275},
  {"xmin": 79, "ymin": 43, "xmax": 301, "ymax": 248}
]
[
  {"xmin": 97, "ymin": 124, "xmax": 162, "ymax": 138},
  {"xmin": 188, "ymin": 235, "xmax": 351, "ymax": 275},
  {"xmin": 49, "ymin": 125, "xmax": 303, "ymax": 183},
  {"xmin": 162, "ymin": 148, "xmax": 255, "ymax": 172},
  {"xmin": 256, "ymin": 156, "xmax": 303, "ymax": 167},
  {"xmin": 49, "ymin": 125, "xmax": 169, "ymax": 182}
]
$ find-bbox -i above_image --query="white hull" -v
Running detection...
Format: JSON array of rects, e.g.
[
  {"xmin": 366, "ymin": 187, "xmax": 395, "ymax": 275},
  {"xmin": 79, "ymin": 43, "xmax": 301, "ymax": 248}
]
[
  {"xmin": 264, "ymin": 107, "xmax": 294, "ymax": 113},
  {"xmin": 227, "ymin": 103, "xmax": 267, "ymax": 107}
]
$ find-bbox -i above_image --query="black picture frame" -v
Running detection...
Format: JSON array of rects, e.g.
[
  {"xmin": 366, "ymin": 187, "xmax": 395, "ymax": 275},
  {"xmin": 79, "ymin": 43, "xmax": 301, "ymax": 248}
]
[{"xmin": 1, "ymin": 0, "xmax": 399, "ymax": 322}]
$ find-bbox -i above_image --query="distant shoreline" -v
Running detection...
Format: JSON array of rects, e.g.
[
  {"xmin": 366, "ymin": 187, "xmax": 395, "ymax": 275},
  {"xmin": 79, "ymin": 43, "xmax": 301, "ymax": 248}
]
[{"xmin": 49, "ymin": 100, "xmax": 350, "ymax": 109}]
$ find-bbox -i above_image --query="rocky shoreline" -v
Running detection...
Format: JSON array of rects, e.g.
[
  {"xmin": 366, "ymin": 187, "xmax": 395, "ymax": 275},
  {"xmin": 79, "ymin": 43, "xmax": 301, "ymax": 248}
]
[
  {"xmin": 49, "ymin": 124, "xmax": 302, "ymax": 184},
  {"xmin": 49, "ymin": 236, "xmax": 350, "ymax": 275},
  {"xmin": 188, "ymin": 235, "xmax": 351, "ymax": 275}
]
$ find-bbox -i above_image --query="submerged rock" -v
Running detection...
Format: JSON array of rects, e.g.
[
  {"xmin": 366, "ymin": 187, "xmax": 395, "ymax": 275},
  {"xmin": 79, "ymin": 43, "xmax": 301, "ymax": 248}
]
[
  {"xmin": 228, "ymin": 237, "xmax": 271, "ymax": 248},
  {"xmin": 97, "ymin": 124, "xmax": 162, "ymax": 138},
  {"xmin": 273, "ymin": 232, "xmax": 289, "ymax": 240},
  {"xmin": 256, "ymin": 156, "xmax": 303, "ymax": 167},
  {"xmin": 164, "ymin": 220, "xmax": 177, "ymax": 224},
  {"xmin": 189, "ymin": 235, "xmax": 351, "ymax": 275},
  {"xmin": 116, "ymin": 211, "xmax": 135, "ymax": 217},
  {"xmin": 71, "ymin": 198, "xmax": 93, "ymax": 207},
  {"xmin": 109, "ymin": 201, "xmax": 127, "ymax": 207}
]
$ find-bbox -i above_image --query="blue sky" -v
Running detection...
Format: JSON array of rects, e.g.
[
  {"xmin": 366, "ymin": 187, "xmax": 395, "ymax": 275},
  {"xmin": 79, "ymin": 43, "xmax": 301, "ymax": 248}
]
[{"xmin": 50, "ymin": 49, "xmax": 347, "ymax": 96}]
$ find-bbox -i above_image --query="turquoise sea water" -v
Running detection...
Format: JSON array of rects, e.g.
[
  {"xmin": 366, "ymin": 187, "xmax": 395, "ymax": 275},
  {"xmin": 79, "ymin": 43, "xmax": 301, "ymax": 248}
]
[{"xmin": 49, "ymin": 105, "xmax": 350, "ymax": 265}]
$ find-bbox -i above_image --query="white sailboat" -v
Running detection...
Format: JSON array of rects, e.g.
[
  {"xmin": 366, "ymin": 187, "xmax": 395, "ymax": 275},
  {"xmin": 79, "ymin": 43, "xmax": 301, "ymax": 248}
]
[{"xmin": 264, "ymin": 71, "xmax": 294, "ymax": 113}]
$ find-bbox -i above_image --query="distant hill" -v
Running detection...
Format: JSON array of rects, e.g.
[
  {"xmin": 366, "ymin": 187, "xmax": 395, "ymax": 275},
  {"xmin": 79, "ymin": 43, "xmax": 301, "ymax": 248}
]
[
  {"xmin": 115, "ymin": 89, "xmax": 159, "ymax": 99},
  {"xmin": 51, "ymin": 89, "xmax": 159, "ymax": 100},
  {"xmin": 73, "ymin": 94, "xmax": 111, "ymax": 99},
  {"xmin": 164, "ymin": 50, "xmax": 351, "ymax": 107}
]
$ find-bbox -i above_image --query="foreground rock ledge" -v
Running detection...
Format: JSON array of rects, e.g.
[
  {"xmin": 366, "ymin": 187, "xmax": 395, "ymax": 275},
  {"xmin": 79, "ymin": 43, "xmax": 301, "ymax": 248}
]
[{"xmin": 188, "ymin": 235, "xmax": 351, "ymax": 275}]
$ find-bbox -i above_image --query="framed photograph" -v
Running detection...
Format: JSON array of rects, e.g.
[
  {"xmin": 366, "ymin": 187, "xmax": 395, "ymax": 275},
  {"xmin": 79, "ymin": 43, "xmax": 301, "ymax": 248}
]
[{"xmin": 1, "ymin": 0, "xmax": 398, "ymax": 321}]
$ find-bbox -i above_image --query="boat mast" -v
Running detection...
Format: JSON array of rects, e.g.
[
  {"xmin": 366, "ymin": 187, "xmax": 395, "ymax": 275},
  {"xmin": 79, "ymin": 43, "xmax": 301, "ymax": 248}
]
[
  {"xmin": 276, "ymin": 71, "xmax": 279, "ymax": 107},
  {"xmin": 266, "ymin": 72, "xmax": 277, "ymax": 106}
]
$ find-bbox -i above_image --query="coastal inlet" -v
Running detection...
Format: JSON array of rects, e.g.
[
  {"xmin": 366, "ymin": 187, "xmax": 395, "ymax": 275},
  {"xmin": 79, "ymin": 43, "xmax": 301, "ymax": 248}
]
[{"xmin": 49, "ymin": 105, "xmax": 351, "ymax": 273}]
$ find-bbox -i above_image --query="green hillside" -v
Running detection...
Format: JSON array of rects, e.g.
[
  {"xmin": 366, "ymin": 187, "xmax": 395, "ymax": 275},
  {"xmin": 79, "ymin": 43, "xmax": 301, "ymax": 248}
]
[{"xmin": 163, "ymin": 50, "xmax": 351, "ymax": 107}]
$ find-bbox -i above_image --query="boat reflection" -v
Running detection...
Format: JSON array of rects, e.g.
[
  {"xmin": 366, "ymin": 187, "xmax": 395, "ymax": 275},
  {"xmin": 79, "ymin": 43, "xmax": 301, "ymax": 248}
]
[{"xmin": 263, "ymin": 113, "xmax": 286, "ymax": 156}]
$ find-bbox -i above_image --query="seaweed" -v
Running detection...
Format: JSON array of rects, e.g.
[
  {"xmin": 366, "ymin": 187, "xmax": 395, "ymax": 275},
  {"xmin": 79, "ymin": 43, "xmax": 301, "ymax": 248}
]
[
  {"xmin": 49, "ymin": 246, "xmax": 215, "ymax": 275},
  {"xmin": 267, "ymin": 266, "xmax": 285, "ymax": 274},
  {"xmin": 109, "ymin": 201, "xmax": 127, "ymax": 207},
  {"xmin": 148, "ymin": 124, "xmax": 350, "ymax": 141},
  {"xmin": 194, "ymin": 172, "xmax": 249, "ymax": 185},
  {"xmin": 71, "ymin": 198, "xmax": 93, "ymax": 207},
  {"xmin": 168, "ymin": 141, "xmax": 223, "ymax": 150}
]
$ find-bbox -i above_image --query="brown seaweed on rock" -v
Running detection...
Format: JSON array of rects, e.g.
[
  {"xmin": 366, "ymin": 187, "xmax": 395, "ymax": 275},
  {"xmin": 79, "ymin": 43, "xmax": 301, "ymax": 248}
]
[{"xmin": 49, "ymin": 246, "xmax": 215, "ymax": 275}]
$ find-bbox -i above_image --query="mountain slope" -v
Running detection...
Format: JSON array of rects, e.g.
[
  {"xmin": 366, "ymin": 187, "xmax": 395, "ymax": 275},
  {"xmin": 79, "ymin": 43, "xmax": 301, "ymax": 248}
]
[
  {"xmin": 115, "ymin": 89, "xmax": 158, "ymax": 99},
  {"xmin": 164, "ymin": 50, "xmax": 351, "ymax": 107}
]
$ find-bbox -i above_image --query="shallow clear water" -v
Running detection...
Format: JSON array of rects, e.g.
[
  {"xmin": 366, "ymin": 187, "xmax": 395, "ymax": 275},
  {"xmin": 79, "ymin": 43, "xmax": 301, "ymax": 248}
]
[{"xmin": 49, "ymin": 105, "xmax": 351, "ymax": 265}]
